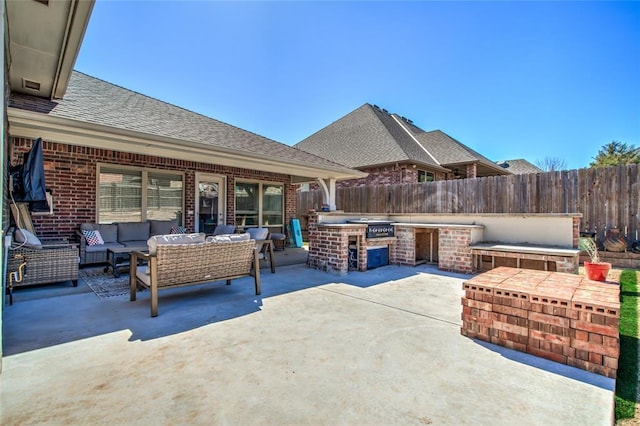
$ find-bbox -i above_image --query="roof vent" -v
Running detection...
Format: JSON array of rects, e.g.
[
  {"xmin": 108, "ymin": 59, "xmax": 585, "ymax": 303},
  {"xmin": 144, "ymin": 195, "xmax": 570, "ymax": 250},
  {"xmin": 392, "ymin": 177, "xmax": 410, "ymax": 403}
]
[{"xmin": 22, "ymin": 78, "xmax": 41, "ymax": 91}]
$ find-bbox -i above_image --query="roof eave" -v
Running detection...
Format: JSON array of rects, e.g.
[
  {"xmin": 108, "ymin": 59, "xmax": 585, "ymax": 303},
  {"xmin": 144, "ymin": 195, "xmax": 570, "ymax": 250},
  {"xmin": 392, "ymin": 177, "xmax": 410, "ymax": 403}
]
[
  {"xmin": 443, "ymin": 160, "xmax": 512, "ymax": 176},
  {"xmin": 357, "ymin": 160, "xmax": 450, "ymax": 174},
  {"xmin": 7, "ymin": 107, "xmax": 367, "ymax": 181},
  {"xmin": 478, "ymin": 161, "xmax": 513, "ymax": 175},
  {"xmin": 52, "ymin": 1, "xmax": 95, "ymax": 99},
  {"xmin": 6, "ymin": 0, "xmax": 95, "ymax": 100}
]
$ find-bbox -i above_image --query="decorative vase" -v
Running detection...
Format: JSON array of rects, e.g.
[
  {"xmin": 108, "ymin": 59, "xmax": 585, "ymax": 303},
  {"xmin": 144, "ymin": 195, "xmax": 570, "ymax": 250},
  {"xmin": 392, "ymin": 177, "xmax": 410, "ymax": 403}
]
[
  {"xmin": 584, "ymin": 261, "xmax": 612, "ymax": 282},
  {"xmin": 603, "ymin": 228, "xmax": 627, "ymax": 252}
]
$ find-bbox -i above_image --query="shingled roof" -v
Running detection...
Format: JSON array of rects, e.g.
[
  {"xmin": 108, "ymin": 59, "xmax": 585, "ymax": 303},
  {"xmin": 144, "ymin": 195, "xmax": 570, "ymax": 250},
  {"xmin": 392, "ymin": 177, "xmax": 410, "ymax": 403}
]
[
  {"xmin": 495, "ymin": 159, "xmax": 543, "ymax": 174},
  {"xmin": 8, "ymin": 71, "xmax": 363, "ymax": 181},
  {"xmin": 295, "ymin": 104, "xmax": 446, "ymax": 171},
  {"xmin": 295, "ymin": 103, "xmax": 510, "ymax": 177},
  {"xmin": 414, "ymin": 130, "xmax": 504, "ymax": 172}
]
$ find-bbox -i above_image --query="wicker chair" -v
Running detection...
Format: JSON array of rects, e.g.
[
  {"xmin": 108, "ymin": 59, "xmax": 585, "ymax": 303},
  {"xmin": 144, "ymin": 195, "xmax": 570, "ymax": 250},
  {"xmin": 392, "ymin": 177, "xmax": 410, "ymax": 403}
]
[
  {"xmin": 130, "ymin": 239, "xmax": 260, "ymax": 317},
  {"xmin": 6, "ymin": 240, "xmax": 79, "ymax": 304}
]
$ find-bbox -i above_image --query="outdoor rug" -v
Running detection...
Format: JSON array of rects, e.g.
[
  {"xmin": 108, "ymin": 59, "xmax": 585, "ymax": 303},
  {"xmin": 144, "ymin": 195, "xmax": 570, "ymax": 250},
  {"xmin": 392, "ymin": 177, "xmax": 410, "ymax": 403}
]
[{"xmin": 79, "ymin": 268, "xmax": 134, "ymax": 299}]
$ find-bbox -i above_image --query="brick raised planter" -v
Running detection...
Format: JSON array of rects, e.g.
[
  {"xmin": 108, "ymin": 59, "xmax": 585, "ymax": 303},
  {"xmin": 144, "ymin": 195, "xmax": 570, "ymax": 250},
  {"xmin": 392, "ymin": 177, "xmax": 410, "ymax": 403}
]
[{"xmin": 461, "ymin": 266, "xmax": 620, "ymax": 378}]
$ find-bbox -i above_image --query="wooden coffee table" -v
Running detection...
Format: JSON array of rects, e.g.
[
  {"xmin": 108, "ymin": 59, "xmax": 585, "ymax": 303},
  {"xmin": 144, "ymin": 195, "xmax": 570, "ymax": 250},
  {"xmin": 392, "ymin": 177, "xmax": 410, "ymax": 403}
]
[{"xmin": 105, "ymin": 246, "xmax": 147, "ymax": 277}]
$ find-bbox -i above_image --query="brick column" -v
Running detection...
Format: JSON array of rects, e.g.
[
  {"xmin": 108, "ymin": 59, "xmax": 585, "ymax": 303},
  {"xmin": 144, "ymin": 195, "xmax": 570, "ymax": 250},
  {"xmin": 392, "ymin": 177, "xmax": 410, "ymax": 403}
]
[
  {"xmin": 438, "ymin": 227, "xmax": 473, "ymax": 273},
  {"xmin": 357, "ymin": 234, "xmax": 367, "ymax": 272},
  {"xmin": 466, "ymin": 163, "xmax": 477, "ymax": 179},
  {"xmin": 307, "ymin": 220, "xmax": 365, "ymax": 275},
  {"xmin": 306, "ymin": 213, "xmax": 321, "ymax": 269},
  {"xmin": 391, "ymin": 225, "xmax": 416, "ymax": 266},
  {"xmin": 572, "ymin": 216, "xmax": 581, "ymax": 249}
]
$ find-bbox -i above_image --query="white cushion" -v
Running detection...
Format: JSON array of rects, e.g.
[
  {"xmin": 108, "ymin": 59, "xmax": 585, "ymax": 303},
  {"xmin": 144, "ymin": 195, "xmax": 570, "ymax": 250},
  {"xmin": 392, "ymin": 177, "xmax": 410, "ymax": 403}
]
[
  {"xmin": 136, "ymin": 265, "xmax": 151, "ymax": 286},
  {"xmin": 205, "ymin": 233, "xmax": 250, "ymax": 243},
  {"xmin": 147, "ymin": 233, "xmax": 206, "ymax": 255},
  {"xmin": 14, "ymin": 228, "xmax": 42, "ymax": 248}
]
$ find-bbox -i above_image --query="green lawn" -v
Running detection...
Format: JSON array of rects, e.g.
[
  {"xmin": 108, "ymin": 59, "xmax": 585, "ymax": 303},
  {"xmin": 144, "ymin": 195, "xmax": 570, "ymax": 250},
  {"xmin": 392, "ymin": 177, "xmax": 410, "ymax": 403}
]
[{"xmin": 615, "ymin": 270, "xmax": 639, "ymax": 421}]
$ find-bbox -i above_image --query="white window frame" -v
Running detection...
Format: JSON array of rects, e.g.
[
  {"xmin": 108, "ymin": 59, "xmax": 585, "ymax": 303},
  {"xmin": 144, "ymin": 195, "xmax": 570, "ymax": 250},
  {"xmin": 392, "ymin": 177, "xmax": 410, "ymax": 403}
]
[
  {"xmin": 418, "ymin": 170, "xmax": 435, "ymax": 183},
  {"xmin": 96, "ymin": 163, "xmax": 185, "ymax": 224},
  {"xmin": 194, "ymin": 172, "xmax": 227, "ymax": 233},
  {"xmin": 234, "ymin": 178, "xmax": 284, "ymax": 229}
]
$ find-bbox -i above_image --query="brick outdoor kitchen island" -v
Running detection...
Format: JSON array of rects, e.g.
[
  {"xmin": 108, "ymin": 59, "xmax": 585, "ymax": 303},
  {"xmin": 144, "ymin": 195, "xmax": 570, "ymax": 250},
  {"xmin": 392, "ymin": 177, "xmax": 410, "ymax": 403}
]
[
  {"xmin": 306, "ymin": 213, "xmax": 484, "ymax": 275},
  {"xmin": 462, "ymin": 267, "xmax": 620, "ymax": 378},
  {"xmin": 305, "ymin": 212, "xmax": 581, "ymax": 275}
]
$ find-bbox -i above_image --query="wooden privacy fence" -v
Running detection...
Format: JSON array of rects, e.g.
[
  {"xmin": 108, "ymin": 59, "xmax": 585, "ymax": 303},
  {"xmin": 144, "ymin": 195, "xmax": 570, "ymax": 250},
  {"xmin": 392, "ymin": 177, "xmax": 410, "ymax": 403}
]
[{"xmin": 297, "ymin": 164, "xmax": 640, "ymax": 243}]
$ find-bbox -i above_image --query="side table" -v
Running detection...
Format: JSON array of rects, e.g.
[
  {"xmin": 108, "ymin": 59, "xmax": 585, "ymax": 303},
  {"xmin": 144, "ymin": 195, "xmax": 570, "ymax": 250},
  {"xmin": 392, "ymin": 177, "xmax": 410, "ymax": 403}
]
[{"xmin": 105, "ymin": 246, "xmax": 147, "ymax": 278}]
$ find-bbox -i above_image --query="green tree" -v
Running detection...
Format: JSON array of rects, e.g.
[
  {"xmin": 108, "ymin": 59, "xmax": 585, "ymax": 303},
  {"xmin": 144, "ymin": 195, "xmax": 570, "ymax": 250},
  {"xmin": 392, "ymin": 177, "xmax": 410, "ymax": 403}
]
[{"xmin": 590, "ymin": 141, "xmax": 640, "ymax": 168}]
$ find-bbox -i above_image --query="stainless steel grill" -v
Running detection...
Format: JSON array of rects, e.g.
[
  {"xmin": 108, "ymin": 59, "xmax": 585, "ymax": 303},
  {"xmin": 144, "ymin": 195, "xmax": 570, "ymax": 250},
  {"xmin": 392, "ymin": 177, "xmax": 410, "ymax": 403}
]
[{"xmin": 347, "ymin": 219, "xmax": 394, "ymax": 238}]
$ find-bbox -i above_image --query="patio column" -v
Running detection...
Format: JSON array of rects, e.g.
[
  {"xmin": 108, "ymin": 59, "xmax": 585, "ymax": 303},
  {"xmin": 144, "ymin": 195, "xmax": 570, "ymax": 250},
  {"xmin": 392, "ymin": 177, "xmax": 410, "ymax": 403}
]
[
  {"xmin": 316, "ymin": 178, "xmax": 337, "ymax": 211},
  {"xmin": 466, "ymin": 163, "xmax": 477, "ymax": 179}
]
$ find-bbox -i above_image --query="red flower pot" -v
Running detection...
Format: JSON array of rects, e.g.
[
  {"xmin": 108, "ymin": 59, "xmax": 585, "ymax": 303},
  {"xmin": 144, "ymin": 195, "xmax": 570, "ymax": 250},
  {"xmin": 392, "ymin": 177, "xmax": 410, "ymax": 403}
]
[{"xmin": 584, "ymin": 261, "xmax": 612, "ymax": 282}]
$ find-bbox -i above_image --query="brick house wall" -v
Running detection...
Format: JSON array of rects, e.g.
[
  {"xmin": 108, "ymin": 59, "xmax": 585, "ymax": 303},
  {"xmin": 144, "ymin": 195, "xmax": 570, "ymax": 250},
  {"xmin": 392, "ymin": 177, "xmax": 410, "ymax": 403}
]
[
  {"xmin": 10, "ymin": 137, "xmax": 297, "ymax": 240},
  {"xmin": 330, "ymin": 164, "xmax": 448, "ymax": 189},
  {"xmin": 336, "ymin": 164, "xmax": 406, "ymax": 188}
]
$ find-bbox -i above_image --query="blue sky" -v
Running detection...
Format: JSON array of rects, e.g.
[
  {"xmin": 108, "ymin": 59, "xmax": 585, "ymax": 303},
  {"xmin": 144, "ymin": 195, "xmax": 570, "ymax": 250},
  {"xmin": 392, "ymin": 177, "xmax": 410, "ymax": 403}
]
[{"xmin": 75, "ymin": 1, "xmax": 639, "ymax": 171}]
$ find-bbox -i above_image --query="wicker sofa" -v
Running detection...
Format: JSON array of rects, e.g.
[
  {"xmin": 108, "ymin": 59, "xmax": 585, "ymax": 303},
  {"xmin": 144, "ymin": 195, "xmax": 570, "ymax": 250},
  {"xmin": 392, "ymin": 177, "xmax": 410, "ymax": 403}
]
[
  {"xmin": 76, "ymin": 220, "xmax": 179, "ymax": 266},
  {"xmin": 130, "ymin": 233, "xmax": 260, "ymax": 317},
  {"xmin": 6, "ymin": 231, "xmax": 79, "ymax": 304}
]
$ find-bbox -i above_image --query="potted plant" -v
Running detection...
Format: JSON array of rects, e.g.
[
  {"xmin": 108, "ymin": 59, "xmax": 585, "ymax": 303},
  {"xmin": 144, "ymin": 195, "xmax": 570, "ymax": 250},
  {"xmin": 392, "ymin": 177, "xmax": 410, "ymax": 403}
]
[{"xmin": 579, "ymin": 237, "xmax": 611, "ymax": 281}]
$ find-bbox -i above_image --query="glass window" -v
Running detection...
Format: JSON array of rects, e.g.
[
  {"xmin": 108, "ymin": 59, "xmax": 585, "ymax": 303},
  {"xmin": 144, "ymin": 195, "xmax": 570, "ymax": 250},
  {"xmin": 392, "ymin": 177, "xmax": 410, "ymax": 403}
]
[
  {"xmin": 418, "ymin": 170, "xmax": 435, "ymax": 183},
  {"xmin": 235, "ymin": 182, "xmax": 259, "ymax": 228},
  {"xmin": 235, "ymin": 181, "xmax": 283, "ymax": 229},
  {"xmin": 98, "ymin": 166, "xmax": 183, "ymax": 224},
  {"xmin": 262, "ymin": 184, "xmax": 283, "ymax": 227},
  {"xmin": 147, "ymin": 172, "xmax": 184, "ymax": 222},
  {"xmin": 99, "ymin": 167, "xmax": 142, "ymax": 223}
]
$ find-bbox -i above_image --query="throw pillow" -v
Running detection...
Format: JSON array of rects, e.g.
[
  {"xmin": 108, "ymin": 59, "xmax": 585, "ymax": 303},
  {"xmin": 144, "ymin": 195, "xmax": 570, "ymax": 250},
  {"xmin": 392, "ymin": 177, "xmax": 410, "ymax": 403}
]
[
  {"xmin": 82, "ymin": 229, "xmax": 104, "ymax": 246},
  {"xmin": 170, "ymin": 225, "xmax": 188, "ymax": 234},
  {"xmin": 14, "ymin": 228, "xmax": 42, "ymax": 248}
]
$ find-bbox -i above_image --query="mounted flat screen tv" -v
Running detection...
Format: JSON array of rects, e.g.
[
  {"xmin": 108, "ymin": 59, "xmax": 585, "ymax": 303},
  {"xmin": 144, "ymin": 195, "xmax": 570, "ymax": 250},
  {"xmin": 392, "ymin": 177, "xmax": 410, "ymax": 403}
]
[{"xmin": 9, "ymin": 137, "xmax": 49, "ymax": 212}]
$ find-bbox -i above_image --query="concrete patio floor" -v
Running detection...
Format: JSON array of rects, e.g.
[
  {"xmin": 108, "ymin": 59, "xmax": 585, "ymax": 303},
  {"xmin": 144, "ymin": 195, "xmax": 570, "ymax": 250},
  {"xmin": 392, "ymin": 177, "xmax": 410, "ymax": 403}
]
[{"xmin": 1, "ymin": 263, "xmax": 614, "ymax": 425}]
